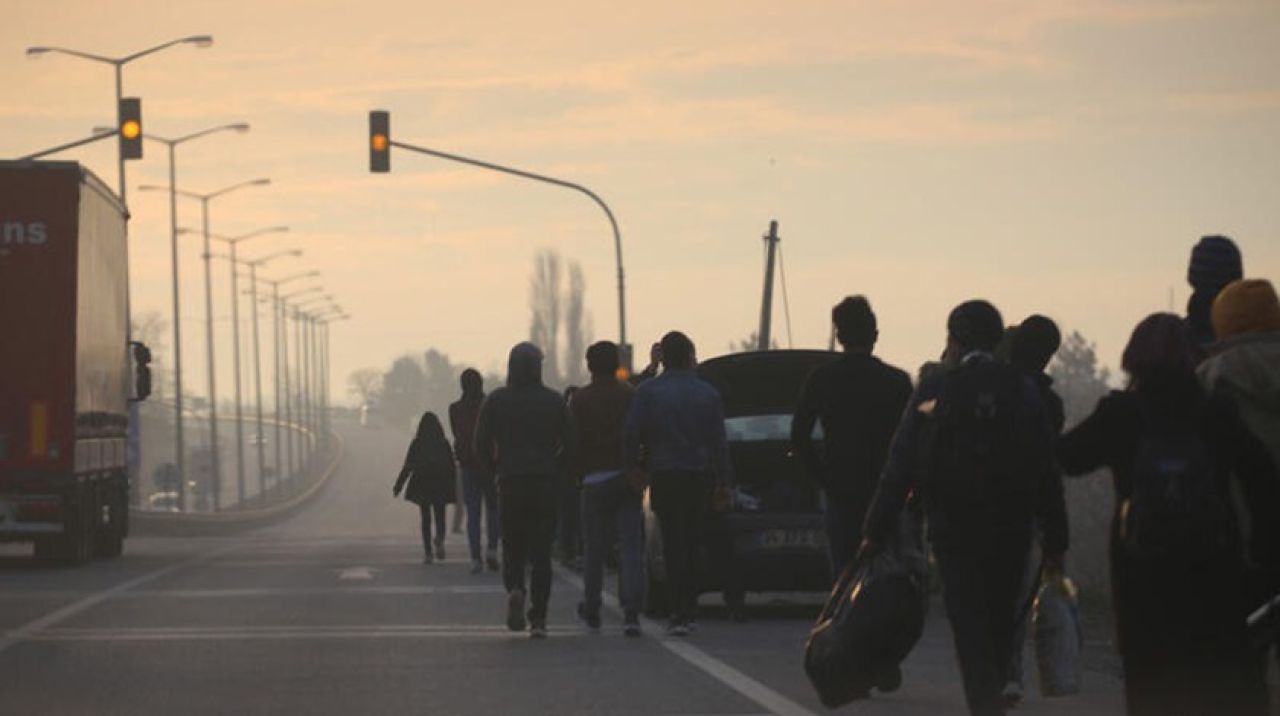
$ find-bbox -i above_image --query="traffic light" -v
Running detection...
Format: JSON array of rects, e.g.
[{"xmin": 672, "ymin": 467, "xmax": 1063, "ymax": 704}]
[
  {"xmin": 131, "ymin": 341, "xmax": 152, "ymax": 401},
  {"xmin": 119, "ymin": 97, "xmax": 142, "ymax": 160},
  {"xmin": 369, "ymin": 110, "xmax": 390, "ymax": 173}
]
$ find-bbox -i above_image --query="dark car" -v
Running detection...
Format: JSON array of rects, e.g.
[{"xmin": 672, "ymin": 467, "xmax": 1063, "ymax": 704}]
[{"xmin": 644, "ymin": 349, "xmax": 836, "ymax": 616}]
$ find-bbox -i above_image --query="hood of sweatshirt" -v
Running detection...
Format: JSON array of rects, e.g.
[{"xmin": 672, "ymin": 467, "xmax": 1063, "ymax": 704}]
[{"xmin": 507, "ymin": 342, "xmax": 544, "ymax": 389}]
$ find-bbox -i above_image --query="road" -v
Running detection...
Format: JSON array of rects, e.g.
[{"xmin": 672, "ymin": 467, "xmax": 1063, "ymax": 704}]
[{"xmin": 0, "ymin": 423, "xmax": 1125, "ymax": 715}]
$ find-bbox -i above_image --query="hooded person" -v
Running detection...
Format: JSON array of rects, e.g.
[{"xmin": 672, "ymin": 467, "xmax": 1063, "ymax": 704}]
[
  {"xmin": 450, "ymin": 368, "xmax": 500, "ymax": 574},
  {"xmin": 1186, "ymin": 235, "xmax": 1243, "ymax": 348},
  {"xmin": 473, "ymin": 342, "xmax": 576, "ymax": 639}
]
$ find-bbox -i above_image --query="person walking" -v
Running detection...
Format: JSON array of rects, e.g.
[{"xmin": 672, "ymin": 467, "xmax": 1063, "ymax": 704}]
[
  {"xmin": 450, "ymin": 369, "xmax": 500, "ymax": 574},
  {"xmin": 861, "ymin": 300, "xmax": 1068, "ymax": 716},
  {"xmin": 569, "ymin": 341, "xmax": 644, "ymax": 636},
  {"xmin": 1186, "ymin": 235, "xmax": 1243, "ymax": 348},
  {"xmin": 557, "ymin": 386, "xmax": 584, "ymax": 568},
  {"xmin": 1059, "ymin": 312, "xmax": 1277, "ymax": 716},
  {"xmin": 1002, "ymin": 314, "xmax": 1066, "ymax": 706},
  {"xmin": 624, "ymin": 331, "xmax": 730, "ymax": 636},
  {"xmin": 474, "ymin": 343, "xmax": 575, "ymax": 639},
  {"xmin": 393, "ymin": 412, "xmax": 458, "ymax": 564},
  {"xmin": 791, "ymin": 296, "xmax": 912, "ymax": 581}
]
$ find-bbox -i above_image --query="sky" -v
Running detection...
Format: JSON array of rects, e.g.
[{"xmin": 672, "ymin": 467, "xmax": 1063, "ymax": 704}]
[{"xmin": 4, "ymin": 0, "xmax": 1279, "ymax": 405}]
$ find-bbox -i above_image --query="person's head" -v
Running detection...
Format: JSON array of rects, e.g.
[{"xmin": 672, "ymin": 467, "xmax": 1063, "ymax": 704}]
[
  {"xmin": 1011, "ymin": 315, "xmax": 1061, "ymax": 373},
  {"xmin": 1212, "ymin": 279, "xmax": 1280, "ymax": 340},
  {"xmin": 459, "ymin": 368, "xmax": 483, "ymax": 397},
  {"xmin": 415, "ymin": 411, "xmax": 445, "ymax": 441},
  {"xmin": 1121, "ymin": 313, "xmax": 1198, "ymax": 390},
  {"xmin": 945, "ymin": 300, "xmax": 1005, "ymax": 359},
  {"xmin": 831, "ymin": 296, "xmax": 878, "ymax": 352},
  {"xmin": 506, "ymin": 342, "xmax": 544, "ymax": 387},
  {"xmin": 1187, "ymin": 235, "xmax": 1243, "ymax": 294},
  {"xmin": 586, "ymin": 340, "xmax": 620, "ymax": 379},
  {"xmin": 660, "ymin": 331, "xmax": 696, "ymax": 370}
]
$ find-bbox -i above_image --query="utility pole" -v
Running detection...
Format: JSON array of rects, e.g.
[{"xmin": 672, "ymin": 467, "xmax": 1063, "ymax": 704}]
[{"xmin": 757, "ymin": 220, "xmax": 780, "ymax": 352}]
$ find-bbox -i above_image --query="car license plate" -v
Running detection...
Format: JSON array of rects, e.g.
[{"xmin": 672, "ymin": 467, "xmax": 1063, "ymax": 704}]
[{"xmin": 752, "ymin": 528, "xmax": 825, "ymax": 550}]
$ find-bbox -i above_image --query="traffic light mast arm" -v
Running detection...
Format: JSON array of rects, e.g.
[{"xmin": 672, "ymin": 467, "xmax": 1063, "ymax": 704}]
[
  {"xmin": 17, "ymin": 129, "xmax": 117, "ymax": 161},
  {"xmin": 387, "ymin": 138, "xmax": 628, "ymax": 351}
]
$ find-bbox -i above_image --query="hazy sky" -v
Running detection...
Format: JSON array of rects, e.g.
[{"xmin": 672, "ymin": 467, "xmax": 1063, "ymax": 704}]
[{"xmin": 5, "ymin": 0, "xmax": 1279, "ymax": 403}]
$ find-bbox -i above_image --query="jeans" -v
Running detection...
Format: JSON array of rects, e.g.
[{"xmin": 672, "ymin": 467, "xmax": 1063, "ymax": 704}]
[
  {"xmin": 934, "ymin": 528, "xmax": 1033, "ymax": 716},
  {"xmin": 418, "ymin": 502, "xmax": 446, "ymax": 556},
  {"xmin": 581, "ymin": 475, "xmax": 644, "ymax": 618},
  {"xmin": 498, "ymin": 475, "xmax": 559, "ymax": 623},
  {"xmin": 558, "ymin": 475, "xmax": 583, "ymax": 562},
  {"xmin": 823, "ymin": 495, "xmax": 868, "ymax": 582},
  {"xmin": 650, "ymin": 470, "xmax": 711, "ymax": 624},
  {"xmin": 461, "ymin": 466, "xmax": 499, "ymax": 562}
]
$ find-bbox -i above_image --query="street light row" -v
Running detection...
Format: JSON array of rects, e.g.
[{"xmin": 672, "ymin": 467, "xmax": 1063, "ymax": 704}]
[{"xmin": 24, "ymin": 36, "xmax": 346, "ymax": 512}]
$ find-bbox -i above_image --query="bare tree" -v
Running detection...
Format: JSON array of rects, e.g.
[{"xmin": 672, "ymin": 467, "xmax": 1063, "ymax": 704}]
[
  {"xmin": 529, "ymin": 250, "xmax": 563, "ymax": 386},
  {"xmin": 730, "ymin": 330, "xmax": 778, "ymax": 353},
  {"xmin": 563, "ymin": 262, "xmax": 587, "ymax": 386},
  {"xmin": 347, "ymin": 368, "xmax": 383, "ymax": 407}
]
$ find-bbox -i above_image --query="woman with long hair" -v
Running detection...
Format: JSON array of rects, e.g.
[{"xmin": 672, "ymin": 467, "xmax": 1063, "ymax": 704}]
[
  {"xmin": 1057, "ymin": 313, "xmax": 1277, "ymax": 715},
  {"xmin": 394, "ymin": 412, "xmax": 458, "ymax": 564}
]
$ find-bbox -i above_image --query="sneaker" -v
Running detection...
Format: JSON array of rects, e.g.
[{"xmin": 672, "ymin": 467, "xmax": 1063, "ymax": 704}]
[
  {"xmin": 623, "ymin": 614, "xmax": 642, "ymax": 638},
  {"xmin": 665, "ymin": 622, "xmax": 690, "ymax": 637},
  {"xmin": 423, "ymin": 552, "xmax": 434, "ymax": 565},
  {"xmin": 470, "ymin": 560, "xmax": 484, "ymax": 575},
  {"xmin": 685, "ymin": 619, "xmax": 698, "ymax": 634},
  {"xmin": 1001, "ymin": 681, "xmax": 1023, "ymax": 708},
  {"xmin": 506, "ymin": 590, "xmax": 526, "ymax": 632},
  {"xmin": 433, "ymin": 539, "xmax": 446, "ymax": 561},
  {"xmin": 529, "ymin": 622, "xmax": 547, "ymax": 639},
  {"xmin": 577, "ymin": 602, "xmax": 601, "ymax": 633},
  {"xmin": 876, "ymin": 664, "xmax": 903, "ymax": 694},
  {"xmin": 486, "ymin": 548, "xmax": 500, "ymax": 572}
]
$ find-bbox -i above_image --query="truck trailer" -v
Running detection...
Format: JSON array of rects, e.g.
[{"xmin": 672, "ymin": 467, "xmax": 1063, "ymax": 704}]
[{"xmin": 0, "ymin": 161, "xmax": 148, "ymax": 561}]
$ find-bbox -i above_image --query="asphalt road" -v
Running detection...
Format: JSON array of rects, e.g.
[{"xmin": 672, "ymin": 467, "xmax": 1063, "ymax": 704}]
[{"xmin": 0, "ymin": 423, "xmax": 1126, "ymax": 715}]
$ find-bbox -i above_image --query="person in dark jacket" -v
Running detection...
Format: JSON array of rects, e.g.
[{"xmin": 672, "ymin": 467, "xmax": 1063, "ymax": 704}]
[
  {"xmin": 569, "ymin": 341, "xmax": 643, "ymax": 636},
  {"xmin": 1186, "ymin": 235, "xmax": 1243, "ymax": 348},
  {"xmin": 474, "ymin": 342, "xmax": 575, "ymax": 639},
  {"xmin": 791, "ymin": 295, "xmax": 912, "ymax": 581},
  {"xmin": 624, "ymin": 331, "xmax": 730, "ymax": 636},
  {"xmin": 393, "ymin": 412, "xmax": 458, "ymax": 564},
  {"xmin": 861, "ymin": 300, "xmax": 1068, "ymax": 716},
  {"xmin": 450, "ymin": 369, "xmax": 499, "ymax": 574},
  {"xmin": 1057, "ymin": 313, "xmax": 1277, "ymax": 716}
]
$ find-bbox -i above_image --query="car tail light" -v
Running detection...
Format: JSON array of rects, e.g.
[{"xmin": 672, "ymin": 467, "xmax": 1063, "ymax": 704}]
[
  {"xmin": 29, "ymin": 402, "xmax": 48, "ymax": 460},
  {"xmin": 18, "ymin": 499, "xmax": 60, "ymax": 522}
]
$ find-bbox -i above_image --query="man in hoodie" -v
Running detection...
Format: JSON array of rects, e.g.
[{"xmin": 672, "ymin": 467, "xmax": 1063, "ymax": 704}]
[
  {"xmin": 474, "ymin": 343, "xmax": 575, "ymax": 639},
  {"xmin": 450, "ymin": 369, "xmax": 499, "ymax": 575},
  {"xmin": 624, "ymin": 331, "xmax": 730, "ymax": 636},
  {"xmin": 1186, "ymin": 235, "xmax": 1243, "ymax": 348}
]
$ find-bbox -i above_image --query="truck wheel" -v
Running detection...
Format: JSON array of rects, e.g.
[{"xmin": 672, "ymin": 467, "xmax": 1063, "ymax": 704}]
[{"xmin": 43, "ymin": 490, "xmax": 93, "ymax": 564}]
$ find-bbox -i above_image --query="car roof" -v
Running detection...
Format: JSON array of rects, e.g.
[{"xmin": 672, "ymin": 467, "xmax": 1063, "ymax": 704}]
[{"xmin": 697, "ymin": 349, "xmax": 838, "ymax": 418}]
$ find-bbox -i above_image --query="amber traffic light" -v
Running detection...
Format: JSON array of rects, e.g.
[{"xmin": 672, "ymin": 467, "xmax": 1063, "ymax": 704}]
[
  {"xmin": 119, "ymin": 97, "xmax": 143, "ymax": 160},
  {"xmin": 369, "ymin": 110, "xmax": 390, "ymax": 173}
]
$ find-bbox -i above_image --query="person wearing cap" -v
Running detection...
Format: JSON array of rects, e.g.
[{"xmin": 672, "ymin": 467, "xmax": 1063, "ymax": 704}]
[
  {"xmin": 861, "ymin": 300, "xmax": 1067, "ymax": 716},
  {"xmin": 1186, "ymin": 235, "xmax": 1244, "ymax": 348}
]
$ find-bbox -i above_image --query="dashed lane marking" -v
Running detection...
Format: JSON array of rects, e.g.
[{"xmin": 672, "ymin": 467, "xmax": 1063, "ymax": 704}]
[
  {"xmin": 551, "ymin": 564, "xmax": 818, "ymax": 716},
  {"xmin": 116, "ymin": 585, "xmax": 505, "ymax": 599},
  {"xmin": 28, "ymin": 624, "xmax": 586, "ymax": 642}
]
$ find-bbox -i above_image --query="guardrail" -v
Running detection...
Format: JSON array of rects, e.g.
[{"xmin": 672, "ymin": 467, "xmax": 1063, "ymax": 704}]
[{"xmin": 128, "ymin": 428, "xmax": 345, "ymax": 537}]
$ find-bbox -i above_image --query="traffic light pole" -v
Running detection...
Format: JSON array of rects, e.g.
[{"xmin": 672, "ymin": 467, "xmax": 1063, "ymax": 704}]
[
  {"xmin": 386, "ymin": 139, "xmax": 628, "ymax": 365},
  {"xmin": 16, "ymin": 129, "xmax": 116, "ymax": 160}
]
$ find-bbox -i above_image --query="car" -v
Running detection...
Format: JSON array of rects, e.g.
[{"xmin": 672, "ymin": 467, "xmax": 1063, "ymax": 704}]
[
  {"xmin": 643, "ymin": 349, "xmax": 837, "ymax": 617},
  {"xmin": 146, "ymin": 491, "xmax": 181, "ymax": 513}
]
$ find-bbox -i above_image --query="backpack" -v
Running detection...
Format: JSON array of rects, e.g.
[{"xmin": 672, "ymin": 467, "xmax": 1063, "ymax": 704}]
[
  {"xmin": 925, "ymin": 358, "xmax": 1036, "ymax": 508},
  {"xmin": 1121, "ymin": 403, "xmax": 1232, "ymax": 562}
]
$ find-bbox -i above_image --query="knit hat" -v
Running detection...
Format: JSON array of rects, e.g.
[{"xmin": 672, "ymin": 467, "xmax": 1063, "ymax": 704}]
[
  {"xmin": 947, "ymin": 300, "xmax": 1005, "ymax": 352},
  {"xmin": 1187, "ymin": 235, "xmax": 1242, "ymax": 292},
  {"xmin": 1211, "ymin": 279, "xmax": 1280, "ymax": 339}
]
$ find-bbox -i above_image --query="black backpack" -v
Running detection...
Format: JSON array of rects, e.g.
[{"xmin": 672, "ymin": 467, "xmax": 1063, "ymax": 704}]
[
  {"xmin": 926, "ymin": 358, "xmax": 1037, "ymax": 507},
  {"xmin": 1121, "ymin": 403, "xmax": 1233, "ymax": 562}
]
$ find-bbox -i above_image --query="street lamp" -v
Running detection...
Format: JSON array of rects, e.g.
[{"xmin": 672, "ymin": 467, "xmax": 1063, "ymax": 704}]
[
  {"xmin": 27, "ymin": 35, "xmax": 213, "ymax": 205},
  {"xmin": 239, "ymin": 249, "xmax": 301, "ymax": 492},
  {"xmin": 254, "ymin": 271, "xmax": 320, "ymax": 483},
  {"xmin": 314, "ymin": 314, "xmax": 350, "ymax": 442},
  {"xmin": 207, "ymin": 226, "xmax": 289, "ymax": 504},
  {"xmin": 131, "ymin": 123, "xmax": 250, "ymax": 510},
  {"xmin": 282, "ymin": 289, "xmax": 323, "ymax": 478},
  {"xmin": 152, "ymin": 178, "xmax": 270, "ymax": 510}
]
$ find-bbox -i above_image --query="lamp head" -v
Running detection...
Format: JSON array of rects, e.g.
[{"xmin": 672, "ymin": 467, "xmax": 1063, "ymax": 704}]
[
  {"xmin": 25, "ymin": 47, "xmax": 51, "ymax": 58},
  {"xmin": 229, "ymin": 123, "xmax": 250, "ymax": 133},
  {"xmin": 185, "ymin": 36, "xmax": 214, "ymax": 48}
]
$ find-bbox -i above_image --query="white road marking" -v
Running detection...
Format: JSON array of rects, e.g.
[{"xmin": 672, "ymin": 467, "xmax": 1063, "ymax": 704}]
[
  {"xmin": 118, "ymin": 585, "xmax": 505, "ymax": 599},
  {"xmin": 29, "ymin": 624, "xmax": 586, "ymax": 642},
  {"xmin": 0, "ymin": 544, "xmax": 235, "ymax": 656},
  {"xmin": 337, "ymin": 566, "xmax": 377, "ymax": 581},
  {"xmin": 552, "ymin": 565, "xmax": 817, "ymax": 716}
]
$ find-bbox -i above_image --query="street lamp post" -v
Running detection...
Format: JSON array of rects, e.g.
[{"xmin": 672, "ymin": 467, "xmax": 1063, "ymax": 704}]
[
  {"xmin": 281, "ymin": 286, "xmax": 323, "ymax": 480},
  {"xmin": 27, "ymin": 36, "xmax": 213, "ymax": 206},
  {"xmin": 157, "ymin": 178, "xmax": 269, "ymax": 510},
  {"xmin": 135, "ymin": 124, "xmax": 249, "ymax": 510},
  {"xmin": 256, "ymin": 272, "xmax": 320, "ymax": 485},
  {"xmin": 239, "ymin": 250, "xmax": 302, "ymax": 495},
  {"xmin": 208, "ymin": 227, "xmax": 289, "ymax": 505}
]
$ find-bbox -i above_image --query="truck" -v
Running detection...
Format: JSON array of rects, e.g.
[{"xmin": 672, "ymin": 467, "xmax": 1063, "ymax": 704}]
[{"xmin": 0, "ymin": 161, "xmax": 150, "ymax": 561}]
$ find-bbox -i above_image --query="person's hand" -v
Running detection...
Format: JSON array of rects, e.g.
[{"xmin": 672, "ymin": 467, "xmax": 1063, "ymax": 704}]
[{"xmin": 647, "ymin": 342, "xmax": 662, "ymax": 371}]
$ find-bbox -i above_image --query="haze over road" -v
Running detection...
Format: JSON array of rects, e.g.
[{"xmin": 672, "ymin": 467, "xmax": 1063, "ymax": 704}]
[{"xmin": 0, "ymin": 420, "xmax": 1125, "ymax": 715}]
